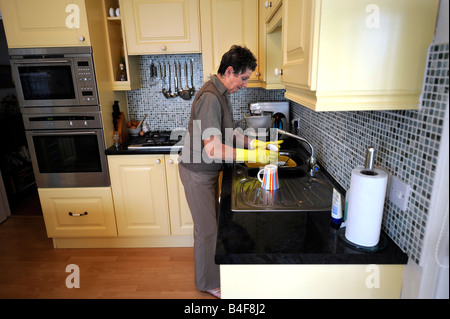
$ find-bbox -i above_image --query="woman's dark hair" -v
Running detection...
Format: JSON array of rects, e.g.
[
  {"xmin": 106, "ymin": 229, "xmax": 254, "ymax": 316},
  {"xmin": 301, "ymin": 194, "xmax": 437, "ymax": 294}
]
[{"xmin": 217, "ymin": 45, "xmax": 257, "ymax": 76}]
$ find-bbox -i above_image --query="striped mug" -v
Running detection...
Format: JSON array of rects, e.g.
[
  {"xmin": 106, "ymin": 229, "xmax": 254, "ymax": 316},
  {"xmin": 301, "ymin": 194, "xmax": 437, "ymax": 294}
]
[{"xmin": 257, "ymin": 164, "xmax": 279, "ymax": 190}]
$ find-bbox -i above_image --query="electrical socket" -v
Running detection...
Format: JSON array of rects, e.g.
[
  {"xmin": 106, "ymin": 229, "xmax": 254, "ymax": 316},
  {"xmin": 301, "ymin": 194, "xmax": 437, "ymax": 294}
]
[
  {"xmin": 388, "ymin": 175, "xmax": 410, "ymax": 211},
  {"xmin": 291, "ymin": 118, "xmax": 301, "ymax": 130}
]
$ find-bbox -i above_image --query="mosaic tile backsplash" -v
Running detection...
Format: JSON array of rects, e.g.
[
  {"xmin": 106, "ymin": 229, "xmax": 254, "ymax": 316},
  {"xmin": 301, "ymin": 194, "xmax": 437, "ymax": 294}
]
[{"xmin": 126, "ymin": 43, "xmax": 449, "ymax": 264}]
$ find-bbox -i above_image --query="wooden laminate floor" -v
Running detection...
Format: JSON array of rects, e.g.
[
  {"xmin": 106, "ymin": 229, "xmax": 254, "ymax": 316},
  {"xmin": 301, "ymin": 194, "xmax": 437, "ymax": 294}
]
[{"xmin": 0, "ymin": 216, "xmax": 214, "ymax": 299}]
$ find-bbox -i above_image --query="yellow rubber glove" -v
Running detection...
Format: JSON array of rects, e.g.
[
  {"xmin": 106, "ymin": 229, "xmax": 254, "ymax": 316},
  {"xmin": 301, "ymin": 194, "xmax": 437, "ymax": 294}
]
[
  {"xmin": 235, "ymin": 148, "xmax": 272, "ymax": 164},
  {"xmin": 249, "ymin": 139, "xmax": 283, "ymax": 150}
]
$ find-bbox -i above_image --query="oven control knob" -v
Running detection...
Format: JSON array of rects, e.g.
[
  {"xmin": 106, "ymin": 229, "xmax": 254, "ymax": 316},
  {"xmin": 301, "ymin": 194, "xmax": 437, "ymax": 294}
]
[
  {"xmin": 69, "ymin": 121, "xmax": 73, "ymax": 127},
  {"xmin": 84, "ymin": 121, "xmax": 88, "ymax": 127}
]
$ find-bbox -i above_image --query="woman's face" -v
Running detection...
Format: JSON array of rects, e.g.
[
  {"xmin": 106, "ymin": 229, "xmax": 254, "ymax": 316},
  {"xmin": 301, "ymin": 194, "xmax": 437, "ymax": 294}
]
[{"xmin": 224, "ymin": 67, "xmax": 253, "ymax": 94}]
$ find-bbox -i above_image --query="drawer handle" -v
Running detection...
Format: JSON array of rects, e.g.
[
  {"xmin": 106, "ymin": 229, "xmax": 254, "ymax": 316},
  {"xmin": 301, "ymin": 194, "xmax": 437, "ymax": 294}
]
[{"xmin": 69, "ymin": 212, "xmax": 88, "ymax": 217}]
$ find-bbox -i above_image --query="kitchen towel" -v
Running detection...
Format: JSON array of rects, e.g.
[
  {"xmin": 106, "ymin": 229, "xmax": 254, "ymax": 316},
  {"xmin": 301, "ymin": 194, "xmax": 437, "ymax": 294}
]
[{"xmin": 345, "ymin": 166, "xmax": 388, "ymax": 247}]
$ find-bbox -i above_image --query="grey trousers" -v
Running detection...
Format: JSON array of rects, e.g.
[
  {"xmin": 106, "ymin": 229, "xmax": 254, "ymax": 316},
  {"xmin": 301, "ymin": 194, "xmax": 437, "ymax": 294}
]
[{"xmin": 178, "ymin": 164, "xmax": 221, "ymax": 291}]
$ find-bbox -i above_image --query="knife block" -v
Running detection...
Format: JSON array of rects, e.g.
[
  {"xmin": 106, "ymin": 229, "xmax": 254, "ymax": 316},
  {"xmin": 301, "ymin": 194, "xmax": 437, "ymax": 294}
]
[{"xmin": 114, "ymin": 112, "xmax": 129, "ymax": 144}]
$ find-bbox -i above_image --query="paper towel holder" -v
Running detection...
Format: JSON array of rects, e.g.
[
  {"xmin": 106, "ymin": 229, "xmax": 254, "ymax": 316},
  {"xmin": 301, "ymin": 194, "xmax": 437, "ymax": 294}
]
[{"xmin": 362, "ymin": 146, "xmax": 378, "ymax": 176}]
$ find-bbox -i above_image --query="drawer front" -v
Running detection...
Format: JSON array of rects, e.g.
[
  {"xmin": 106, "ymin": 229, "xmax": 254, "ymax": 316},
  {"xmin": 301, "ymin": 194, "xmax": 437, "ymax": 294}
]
[{"xmin": 38, "ymin": 187, "xmax": 117, "ymax": 238}]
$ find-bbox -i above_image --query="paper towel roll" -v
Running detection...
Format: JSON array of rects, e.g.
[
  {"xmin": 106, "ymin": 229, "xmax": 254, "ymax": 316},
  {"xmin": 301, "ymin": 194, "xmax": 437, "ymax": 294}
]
[{"xmin": 345, "ymin": 166, "xmax": 388, "ymax": 247}]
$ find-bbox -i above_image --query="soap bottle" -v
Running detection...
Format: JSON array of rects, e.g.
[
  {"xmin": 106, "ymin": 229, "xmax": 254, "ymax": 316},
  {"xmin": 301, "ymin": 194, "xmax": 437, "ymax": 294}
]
[
  {"xmin": 116, "ymin": 63, "xmax": 127, "ymax": 81},
  {"xmin": 331, "ymin": 188, "xmax": 343, "ymax": 225}
]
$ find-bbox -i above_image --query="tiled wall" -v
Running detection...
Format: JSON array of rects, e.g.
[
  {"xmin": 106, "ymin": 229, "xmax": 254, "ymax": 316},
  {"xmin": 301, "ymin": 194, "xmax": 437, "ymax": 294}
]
[
  {"xmin": 126, "ymin": 54, "xmax": 285, "ymax": 130},
  {"xmin": 291, "ymin": 43, "xmax": 449, "ymax": 264},
  {"xmin": 126, "ymin": 43, "xmax": 449, "ymax": 264}
]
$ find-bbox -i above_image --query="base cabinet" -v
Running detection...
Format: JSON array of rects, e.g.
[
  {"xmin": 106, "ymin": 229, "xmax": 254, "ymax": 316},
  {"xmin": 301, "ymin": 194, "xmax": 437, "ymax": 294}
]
[
  {"xmin": 107, "ymin": 154, "xmax": 193, "ymax": 242},
  {"xmin": 221, "ymin": 264, "xmax": 405, "ymax": 299},
  {"xmin": 38, "ymin": 187, "xmax": 117, "ymax": 238},
  {"xmin": 38, "ymin": 155, "xmax": 193, "ymax": 248}
]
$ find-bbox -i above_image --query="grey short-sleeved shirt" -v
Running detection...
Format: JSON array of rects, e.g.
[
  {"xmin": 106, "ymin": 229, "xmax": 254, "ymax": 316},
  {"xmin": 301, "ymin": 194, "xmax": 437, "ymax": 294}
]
[
  {"xmin": 180, "ymin": 75, "xmax": 234, "ymax": 172},
  {"xmin": 193, "ymin": 76, "xmax": 232, "ymax": 144}
]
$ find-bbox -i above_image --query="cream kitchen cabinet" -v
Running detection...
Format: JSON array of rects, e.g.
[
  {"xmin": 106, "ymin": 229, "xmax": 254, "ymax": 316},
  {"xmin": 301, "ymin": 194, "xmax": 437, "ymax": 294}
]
[
  {"xmin": 260, "ymin": 0, "xmax": 284, "ymax": 90},
  {"xmin": 200, "ymin": 0, "xmax": 261, "ymax": 86},
  {"xmin": 38, "ymin": 187, "xmax": 117, "ymax": 239},
  {"xmin": 276, "ymin": 0, "xmax": 439, "ymax": 111},
  {"xmin": 262, "ymin": 0, "xmax": 282, "ymax": 23},
  {"xmin": 108, "ymin": 154, "xmax": 193, "ymax": 238},
  {"xmin": 120, "ymin": 0, "xmax": 201, "ymax": 55},
  {"xmin": 0, "ymin": 0, "xmax": 91, "ymax": 47}
]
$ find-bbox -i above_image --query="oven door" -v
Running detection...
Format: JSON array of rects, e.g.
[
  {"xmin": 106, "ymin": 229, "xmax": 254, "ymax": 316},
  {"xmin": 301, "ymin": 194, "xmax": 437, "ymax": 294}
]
[
  {"xmin": 25, "ymin": 129, "xmax": 110, "ymax": 188},
  {"xmin": 11, "ymin": 58, "xmax": 79, "ymax": 108}
]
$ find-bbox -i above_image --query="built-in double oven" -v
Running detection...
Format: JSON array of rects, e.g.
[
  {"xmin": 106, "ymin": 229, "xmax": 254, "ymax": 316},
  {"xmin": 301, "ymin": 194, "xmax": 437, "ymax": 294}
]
[{"xmin": 10, "ymin": 47, "xmax": 109, "ymax": 188}]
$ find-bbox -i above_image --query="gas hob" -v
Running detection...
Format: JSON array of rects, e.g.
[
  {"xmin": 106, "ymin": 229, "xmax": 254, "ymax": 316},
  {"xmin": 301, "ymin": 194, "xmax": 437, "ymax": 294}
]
[{"xmin": 127, "ymin": 130, "xmax": 185, "ymax": 151}]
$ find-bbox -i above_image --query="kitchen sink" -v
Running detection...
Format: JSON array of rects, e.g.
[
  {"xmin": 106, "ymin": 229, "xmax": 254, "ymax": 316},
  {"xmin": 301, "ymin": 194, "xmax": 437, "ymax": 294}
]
[
  {"xmin": 243, "ymin": 151, "xmax": 306, "ymax": 179},
  {"xmin": 232, "ymin": 150, "xmax": 333, "ymax": 212}
]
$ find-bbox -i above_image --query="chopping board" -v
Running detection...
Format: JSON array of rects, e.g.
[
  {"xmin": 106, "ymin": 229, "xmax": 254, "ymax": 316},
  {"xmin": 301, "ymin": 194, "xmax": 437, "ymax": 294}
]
[{"xmin": 113, "ymin": 112, "xmax": 129, "ymax": 144}]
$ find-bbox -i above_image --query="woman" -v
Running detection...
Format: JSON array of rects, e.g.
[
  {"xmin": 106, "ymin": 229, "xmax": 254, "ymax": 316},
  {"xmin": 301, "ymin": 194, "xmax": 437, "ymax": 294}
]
[{"xmin": 179, "ymin": 45, "xmax": 277, "ymax": 298}]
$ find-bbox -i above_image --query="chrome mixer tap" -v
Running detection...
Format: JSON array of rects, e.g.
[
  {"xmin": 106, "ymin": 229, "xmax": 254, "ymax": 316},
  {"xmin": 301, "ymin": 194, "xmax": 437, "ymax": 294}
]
[{"xmin": 276, "ymin": 129, "xmax": 320, "ymax": 173}]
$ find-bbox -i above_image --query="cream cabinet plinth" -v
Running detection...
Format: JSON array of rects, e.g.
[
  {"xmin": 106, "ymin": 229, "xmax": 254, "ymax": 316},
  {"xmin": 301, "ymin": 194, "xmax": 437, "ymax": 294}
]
[
  {"xmin": 278, "ymin": 0, "xmax": 439, "ymax": 111},
  {"xmin": 38, "ymin": 187, "xmax": 117, "ymax": 238},
  {"xmin": 121, "ymin": 0, "xmax": 201, "ymax": 54},
  {"xmin": 0, "ymin": 0, "xmax": 91, "ymax": 47},
  {"xmin": 200, "ymin": 0, "xmax": 260, "ymax": 85}
]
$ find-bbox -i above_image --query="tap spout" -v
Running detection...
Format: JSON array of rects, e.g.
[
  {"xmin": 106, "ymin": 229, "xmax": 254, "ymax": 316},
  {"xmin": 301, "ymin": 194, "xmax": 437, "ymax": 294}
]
[{"xmin": 277, "ymin": 129, "xmax": 319, "ymax": 172}]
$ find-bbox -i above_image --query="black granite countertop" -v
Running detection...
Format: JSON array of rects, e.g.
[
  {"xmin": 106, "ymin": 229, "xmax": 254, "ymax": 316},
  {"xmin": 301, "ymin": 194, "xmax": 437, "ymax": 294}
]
[
  {"xmin": 215, "ymin": 163, "xmax": 408, "ymax": 265},
  {"xmin": 105, "ymin": 137, "xmax": 178, "ymax": 155}
]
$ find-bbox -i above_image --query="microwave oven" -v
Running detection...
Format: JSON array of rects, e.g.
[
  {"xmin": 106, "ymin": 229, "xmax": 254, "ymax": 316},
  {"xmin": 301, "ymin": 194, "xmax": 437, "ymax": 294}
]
[{"xmin": 9, "ymin": 46, "xmax": 98, "ymax": 109}]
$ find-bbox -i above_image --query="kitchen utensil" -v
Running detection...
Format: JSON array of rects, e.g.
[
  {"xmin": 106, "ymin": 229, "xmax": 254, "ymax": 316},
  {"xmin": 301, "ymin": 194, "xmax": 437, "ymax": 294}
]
[
  {"xmin": 177, "ymin": 62, "xmax": 183, "ymax": 96},
  {"xmin": 245, "ymin": 113, "xmax": 272, "ymax": 130},
  {"xmin": 180, "ymin": 61, "xmax": 192, "ymax": 100},
  {"xmin": 128, "ymin": 127, "xmax": 141, "ymax": 136},
  {"xmin": 171, "ymin": 63, "xmax": 178, "ymax": 97},
  {"xmin": 257, "ymin": 164, "xmax": 279, "ymax": 190},
  {"xmin": 162, "ymin": 63, "xmax": 170, "ymax": 98},
  {"xmin": 136, "ymin": 114, "xmax": 147, "ymax": 129},
  {"xmin": 189, "ymin": 59, "xmax": 196, "ymax": 96},
  {"xmin": 149, "ymin": 61, "xmax": 157, "ymax": 86}
]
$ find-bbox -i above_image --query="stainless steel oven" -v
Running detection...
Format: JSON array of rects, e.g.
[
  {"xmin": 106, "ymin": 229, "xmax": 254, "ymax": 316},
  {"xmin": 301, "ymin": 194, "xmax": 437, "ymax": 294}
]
[
  {"xmin": 9, "ymin": 47, "xmax": 98, "ymax": 108},
  {"xmin": 23, "ymin": 112, "xmax": 109, "ymax": 188}
]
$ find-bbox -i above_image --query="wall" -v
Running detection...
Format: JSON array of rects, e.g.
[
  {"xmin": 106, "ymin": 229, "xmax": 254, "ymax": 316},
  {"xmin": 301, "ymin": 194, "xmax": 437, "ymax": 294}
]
[
  {"xmin": 126, "ymin": 37, "xmax": 448, "ymax": 267},
  {"xmin": 126, "ymin": 54, "xmax": 285, "ymax": 130}
]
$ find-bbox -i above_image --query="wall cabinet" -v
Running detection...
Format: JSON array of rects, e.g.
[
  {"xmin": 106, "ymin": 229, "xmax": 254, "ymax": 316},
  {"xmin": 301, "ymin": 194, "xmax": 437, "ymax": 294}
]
[
  {"xmin": 108, "ymin": 154, "xmax": 193, "ymax": 238},
  {"xmin": 121, "ymin": 0, "xmax": 201, "ymax": 55},
  {"xmin": 200, "ymin": 0, "xmax": 261, "ymax": 85},
  {"xmin": 276, "ymin": 0, "xmax": 439, "ymax": 111},
  {"xmin": 38, "ymin": 187, "xmax": 117, "ymax": 238},
  {"xmin": 259, "ymin": 0, "xmax": 284, "ymax": 89},
  {"xmin": 103, "ymin": 0, "xmax": 141, "ymax": 90},
  {"xmin": 0, "ymin": 0, "xmax": 91, "ymax": 47}
]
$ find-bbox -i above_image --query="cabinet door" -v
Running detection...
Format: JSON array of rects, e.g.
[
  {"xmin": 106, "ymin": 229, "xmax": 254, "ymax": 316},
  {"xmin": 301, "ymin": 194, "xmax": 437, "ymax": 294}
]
[
  {"xmin": 281, "ymin": 0, "xmax": 318, "ymax": 91},
  {"xmin": 0, "ymin": 0, "xmax": 90, "ymax": 48},
  {"xmin": 121, "ymin": 0, "xmax": 201, "ymax": 54},
  {"xmin": 200, "ymin": 0, "xmax": 260, "ymax": 84},
  {"xmin": 38, "ymin": 187, "xmax": 117, "ymax": 238},
  {"xmin": 108, "ymin": 155, "xmax": 171, "ymax": 237},
  {"xmin": 165, "ymin": 155, "xmax": 193, "ymax": 236}
]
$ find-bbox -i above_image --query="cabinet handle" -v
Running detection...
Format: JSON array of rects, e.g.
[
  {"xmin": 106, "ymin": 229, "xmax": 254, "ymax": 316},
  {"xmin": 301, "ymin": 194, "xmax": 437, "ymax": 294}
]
[
  {"xmin": 69, "ymin": 212, "xmax": 88, "ymax": 217},
  {"xmin": 78, "ymin": 35, "xmax": 85, "ymax": 42},
  {"xmin": 161, "ymin": 45, "xmax": 167, "ymax": 51},
  {"xmin": 155, "ymin": 159, "xmax": 161, "ymax": 164},
  {"xmin": 168, "ymin": 159, "xmax": 174, "ymax": 165},
  {"xmin": 265, "ymin": 1, "xmax": 272, "ymax": 8},
  {"xmin": 274, "ymin": 68, "xmax": 283, "ymax": 77}
]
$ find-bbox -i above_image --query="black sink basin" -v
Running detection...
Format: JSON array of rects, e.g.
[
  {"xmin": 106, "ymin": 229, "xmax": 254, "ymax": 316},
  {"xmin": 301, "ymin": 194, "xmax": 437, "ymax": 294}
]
[{"xmin": 242, "ymin": 151, "xmax": 307, "ymax": 179}]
